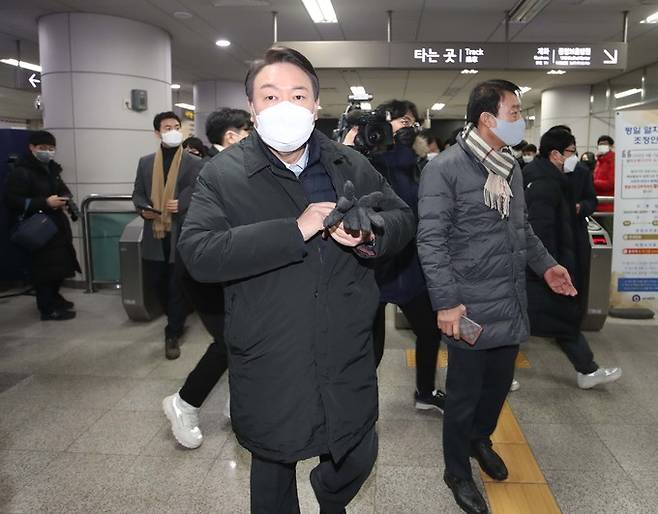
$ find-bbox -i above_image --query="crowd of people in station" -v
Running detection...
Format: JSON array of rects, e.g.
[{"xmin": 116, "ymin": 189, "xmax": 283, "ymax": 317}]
[{"xmin": 5, "ymin": 45, "xmax": 626, "ymax": 514}]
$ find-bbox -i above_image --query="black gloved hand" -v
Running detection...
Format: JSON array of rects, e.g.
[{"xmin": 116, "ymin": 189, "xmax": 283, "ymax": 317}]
[
  {"xmin": 393, "ymin": 126, "xmax": 417, "ymax": 147},
  {"xmin": 323, "ymin": 180, "xmax": 385, "ymax": 234}
]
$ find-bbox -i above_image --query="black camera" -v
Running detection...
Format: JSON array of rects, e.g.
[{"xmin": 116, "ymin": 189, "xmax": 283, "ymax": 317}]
[
  {"xmin": 346, "ymin": 109, "xmax": 394, "ymax": 156},
  {"xmin": 64, "ymin": 197, "xmax": 81, "ymax": 222}
]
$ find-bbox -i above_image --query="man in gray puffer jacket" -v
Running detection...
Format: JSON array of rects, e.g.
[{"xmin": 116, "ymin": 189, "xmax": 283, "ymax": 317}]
[{"xmin": 417, "ymin": 79, "xmax": 576, "ymax": 514}]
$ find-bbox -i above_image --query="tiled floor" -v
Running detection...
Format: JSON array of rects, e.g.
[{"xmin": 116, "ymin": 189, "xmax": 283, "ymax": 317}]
[{"xmin": 0, "ymin": 288, "xmax": 657, "ymax": 513}]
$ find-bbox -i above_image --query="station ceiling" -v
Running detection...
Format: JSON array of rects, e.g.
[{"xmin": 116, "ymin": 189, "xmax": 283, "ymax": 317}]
[{"xmin": 1, "ymin": 0, "xmax": 658, "ymax": 119}]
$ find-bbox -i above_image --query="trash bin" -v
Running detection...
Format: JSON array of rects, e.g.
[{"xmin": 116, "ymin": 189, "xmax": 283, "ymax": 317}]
[
  {"xmin": 581, "ymin": 217, "xmax": 612, "ymax": 331},
  {"xmin": 119, "ymin": 217, "xmax": 163, "ymax": 321}
]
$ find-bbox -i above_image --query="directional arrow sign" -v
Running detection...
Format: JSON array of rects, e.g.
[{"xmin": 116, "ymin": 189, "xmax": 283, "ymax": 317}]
[
  {"xmin": 603, "ymin": 49, "xmax": 619, "ymax": 65},
  {"xmin": 28, "ymin": 73, "xmax": 41, "ymax": 88}
]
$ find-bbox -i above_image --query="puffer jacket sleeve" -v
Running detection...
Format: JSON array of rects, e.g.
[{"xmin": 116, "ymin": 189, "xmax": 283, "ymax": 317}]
[
  {"xmin": 177, "ymin": 168, "xmax": 307, "ymax": 283},
  {"xmin": 416, "ymin": 161, "xmax": 461, "ymax": 311}
]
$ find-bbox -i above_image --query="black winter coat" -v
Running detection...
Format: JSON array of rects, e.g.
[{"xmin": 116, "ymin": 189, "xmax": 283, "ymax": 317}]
[
  {"xmin": 178, "ymin": 130, "xmax": 415, "ymax": 463},
  {"xmin": 5, "ymin": 154, "xmax": 81, "ymax": 283},
  {"xmin": 523, "ymin": 157, "xmax": 582, "ymax": 339}
]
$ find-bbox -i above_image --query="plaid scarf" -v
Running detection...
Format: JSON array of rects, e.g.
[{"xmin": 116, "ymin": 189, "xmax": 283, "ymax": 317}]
[{"xmin": 461, "ymin": 123, "xmax": 517, "ymax": 218}]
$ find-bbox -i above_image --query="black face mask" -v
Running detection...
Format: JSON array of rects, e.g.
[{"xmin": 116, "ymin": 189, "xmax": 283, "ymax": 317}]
[{"xmin": 394, "ymin": 126, "xmax": 417, "ymax": 147}]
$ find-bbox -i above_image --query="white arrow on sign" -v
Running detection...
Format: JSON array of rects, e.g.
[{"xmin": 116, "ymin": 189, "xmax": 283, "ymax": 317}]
[
  {"xmin": 603, "ymin": 49, "xmax": 618, "ymax": 65},
  {"xmin": 28, "ymin": 73, "xmax": 41, "ymax": 88}
]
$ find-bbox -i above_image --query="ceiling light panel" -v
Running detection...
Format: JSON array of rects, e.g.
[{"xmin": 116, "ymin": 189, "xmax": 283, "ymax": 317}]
[{"xmin": 302, "ymin": 0, "xmax": 338, "ymax": 24}]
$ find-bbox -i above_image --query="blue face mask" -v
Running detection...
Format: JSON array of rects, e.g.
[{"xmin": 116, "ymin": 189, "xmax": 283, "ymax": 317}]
[
  {"xmin": 491, "ymin": 117, "xmax": 526, "ymax": 147},
  {"xmin": 34, "ymin": 150, "xmax": 56, "ymax": 163}
]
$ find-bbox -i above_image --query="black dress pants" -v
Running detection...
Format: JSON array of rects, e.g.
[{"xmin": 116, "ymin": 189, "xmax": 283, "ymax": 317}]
[
  {"xmin": 177, "ymin": 262, "xmax": 228, "ymax": 408},
  {"xmin": 144, "ymin": 258, "xmax": 189, "ymax": 338},
  {"xmin": 555, "ymin": 332, "xmax": 598, "ymax": 374},
  {"xmin": 35, "ymin": 278, "xmax": 64, "ymax": 314},
  {"xmin": 443, "ymin": 344, "xmax": 519, "ymax": 480},
  {"xmin": 373, "ymin": 291, "xmax": 440, "ymax": 394},
  {"xmin": 250, "ymin": 427, "xmax": 377, "ymax": 514}
]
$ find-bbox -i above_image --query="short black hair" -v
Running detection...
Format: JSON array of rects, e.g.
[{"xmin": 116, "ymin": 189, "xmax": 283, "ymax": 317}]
[
  {"xmin": 466, "ymin": 79, "xmax": 521, "ymax": 125},
  {"xmin": 420, "ymin": 129, "xmax": 442, "ymax": 148},
  {"xmin": 245, "ymin": 46, "xmax": 319, "ymax": 102},
  {"xmin": 205, "ymin": 108, "xmax": 252, "ymax": 145},
  {"xmin": 153, "ymin": 111, "xmax": 181, "ymax": 131},
  {"xmin": 523, "ymin": 143, "xmax": 537, "ymax": 153},
  {"xmin": 549, "ymin": 124, "xmax": 572, "ymax": 134},
  {"xmin": 597, "ymin": 135, "xmax": 614, "ymax": 146},
  {"xmin": 28, "ymin": 130, "xmax": 56, "ymax": 146},
  {"xmin": 376, "ymin": 99, "xmax": 420, "ymax": 123},
  {"xmin": 539, "ymin": 129, "xmax": 576, "ymax": 158},
  {"xmin": 182, "ymin": 136, "xmax": 206, "ymax": 157}
]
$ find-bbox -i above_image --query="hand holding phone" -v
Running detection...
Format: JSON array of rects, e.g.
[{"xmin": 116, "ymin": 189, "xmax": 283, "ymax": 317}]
[{"xmin": 459, "ymin": 315, "xmax": 483, "ymax": 346}]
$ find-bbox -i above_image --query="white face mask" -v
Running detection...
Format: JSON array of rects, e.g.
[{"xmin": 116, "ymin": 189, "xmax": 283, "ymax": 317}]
[
  {"xmin": 427, "ymin": 152, "xmax": 439, "ymax": 161},
  {"xmin": 255, "ymin": 101, "xmax": 315, "ymax": 152},
  {"xmin": 522, "ymin": 154, "xmax": 534, "ymax": 164},
  {"xmin": 597, "ymin": 144, "xmax": 610, "ymax": 155},
  {"xmin": 161, "ymin": 130, "xmax": 183, "ymax": 148},
  {"xmin": 563, "ymin": 154, "xmax": 579, "ymax": 173},
  {"xmin": 490, "ymin": 117, "xmax": 526, "ymax": 147}
]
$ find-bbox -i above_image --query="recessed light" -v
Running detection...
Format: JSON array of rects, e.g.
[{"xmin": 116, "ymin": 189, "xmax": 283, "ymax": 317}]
[
  {"xmin": 640, "ymin": 11, "xmax": 658, "ymax": 23},
  {"xmin": 0, "ymin": 58, "xmax": 42, "ymax": 72},
  {"xmin": 301, "ymin": 0, "xmax": 338, "ymax": 23},
  {"xmin": 173, "ymin": 11, "xmax": 193, "ymax": 19},
  {"xmin": 431, "ymin": 103, "xmax": 446, "ymax": 111},
  {"xmin": 170, "ymin": 83, "xmax": 181, "ymax": 90},
  {"xmin": 215, "ymin": 39, "xmax": 231, "ymax": 48},
  {"xmin": 460, "ymin": 69, "xmax": 478, "ymax": 74},
  {"xmin": 528, "ymin": 115, "xmax": 536, "ymax": 121},
  {"xmin": 519, "ymin": 86, "xmax": 532, "ymax": 94},
  {"xmin": 614, "ymin": 88, "xmax": 643, "ymax": 99},
  {"xmin": 547, "ymin": 69, "xmax": 566, "ymax": 75},
  {"xmin": 175, "ymin": 103, "xmax": 195, "ymax": 110}
]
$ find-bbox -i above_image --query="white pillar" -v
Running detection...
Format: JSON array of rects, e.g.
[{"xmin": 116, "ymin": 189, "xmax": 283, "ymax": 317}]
[
  {"xmin": 39, "ymin": 13, "xmax": 172, "ymax": 202},
  {"xmin": 540, "ymin": 85, "xmax": 591, "ymax": 151},
  {"xmin": 193, "ymin": 80, "xmax": 248, "ymax": 145}
]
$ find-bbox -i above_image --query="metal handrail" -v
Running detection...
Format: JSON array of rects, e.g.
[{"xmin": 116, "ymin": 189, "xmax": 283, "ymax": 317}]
[
  {"xmin": 593, "ymin": 195, "xmax": 614, "ymax": 217},
  {"xmin": 81, "ymin": 194, "xmax": 135, "ymax": 293}
]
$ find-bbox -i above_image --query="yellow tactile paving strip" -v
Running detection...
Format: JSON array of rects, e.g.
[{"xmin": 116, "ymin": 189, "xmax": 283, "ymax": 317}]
[
  {"xmin": 404, "ymin": 349, "xmax": 562, "ymax": 513},
  {"xmin": 404, "ymin": 349, "xmax": 532, "ymax": 369}
]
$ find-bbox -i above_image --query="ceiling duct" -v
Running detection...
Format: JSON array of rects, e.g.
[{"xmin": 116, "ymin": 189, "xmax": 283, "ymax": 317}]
[{"xmin": 508, "ymin": 0, "xmax": 552, "ymax": 23}]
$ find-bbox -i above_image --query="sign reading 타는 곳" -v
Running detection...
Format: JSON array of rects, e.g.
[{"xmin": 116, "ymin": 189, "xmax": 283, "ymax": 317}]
[{"xmin": 277, "ymin": 41, "xmax": 628, "ymax": 71}]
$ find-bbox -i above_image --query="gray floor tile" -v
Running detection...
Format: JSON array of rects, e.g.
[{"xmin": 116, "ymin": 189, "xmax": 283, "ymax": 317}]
[
  {"xmin": 0, "ymin": 372, "xmax": 30, "ymax": 394},
  {"xmin": 0, "ymin": 335, "xmax": 85, "ymax": 374},
  {"xmin": 0, "ymin": 449, "xmax": 58, "ymax": 506},
  {"xmin": 508, "ymin": 387, "xmax": 588, "ymax": 425},
  {"xmin": 544, "ymin": 468, "xmax": 653, "ymax": 514},
  {"xmin": 377, "ymin": 419, "xmax": 442, "ymax": 467},
  {"xmin": 375, "ymin": 465, "xmax": 465, "ymax": 514},
  {"xmin": 0, "ymin": 373, "xmax": 139, "ymax": 411},
  {"xmin": 113, "ymin": 378, "xmax": 184, "ymax": 411},
  {"xmin": 192, "ymin": 458, "xmax": 251, "ymax": 514},
  {"xmin": 0, "ymin": 406, "xmax": 105, "ymax": 451},
  {"xmin": 147, "ymin": 344, "xmax": 208, "ymax": 379},
  {"xmin": 4, "ymin": 452, "xmax": 135, "ymax": 513},
  {"xmin": 626, "ymin": 469, "xmax": 658, "ymax": 512},
  {"xmin": 593, "ymin": 424, "xmax": 658, "ymax": 472},
  {"xmin": 43, "ymin": 338, "xmax": 163, "ymax": 378},
  {"xmin": 522, "ymin": 423, "xmax": 621, "ymax": 471},
  {"xmin": 68, "ymin": 410, "xmax": 165, "ymax": 455},
  {"xmin": 376, "ymin": 349, "xmax": 416, "ymax": 388},
  {"xmin": 92, "ymin": 454, "xmax": 215, "ymax": 514},
  {"xmin": 569, "ymin": 386, "xmax": 656, "ymax": 425}
]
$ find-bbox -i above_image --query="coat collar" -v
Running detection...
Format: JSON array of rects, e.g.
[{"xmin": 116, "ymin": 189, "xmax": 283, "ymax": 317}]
[
  {"xmin": 18, "ymin": 152, "xmax": 63, "ymax": 176},
  {"xmin": 524, "ymin": 156, "xmax": 567, "ymax": 185}
]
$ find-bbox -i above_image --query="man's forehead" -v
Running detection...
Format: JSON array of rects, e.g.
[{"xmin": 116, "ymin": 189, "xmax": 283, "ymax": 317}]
[{"xmin": 255, "ymin": 63, "xmax": 312, "ymax": 86}]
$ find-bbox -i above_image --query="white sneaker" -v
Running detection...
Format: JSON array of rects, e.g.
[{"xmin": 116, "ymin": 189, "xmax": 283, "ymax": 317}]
[
  {"xmin": 162, "ymin": 393, "xmax": 203, "ymax": 449},
  {"xmin": 510, "ymin": 379, "xmax": 520, "ymax": 392},
  {"xmin": 577, "ymin": 367, "xmax": 622, "ymax": 389}
]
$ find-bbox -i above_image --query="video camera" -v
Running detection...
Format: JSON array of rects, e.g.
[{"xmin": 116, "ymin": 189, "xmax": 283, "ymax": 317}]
[{"xmin": 333, "ymin": 93, "xmax": 394, "ymax": 157}]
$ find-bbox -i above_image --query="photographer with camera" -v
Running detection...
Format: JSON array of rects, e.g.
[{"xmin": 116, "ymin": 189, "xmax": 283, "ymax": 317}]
[
  {"xmin": 366, "ymin": 99, "xmax": 447, "ymax": 413},
  {"xmin": 5, "ymin": 131, "xmax": 81, "ymax": 321}
]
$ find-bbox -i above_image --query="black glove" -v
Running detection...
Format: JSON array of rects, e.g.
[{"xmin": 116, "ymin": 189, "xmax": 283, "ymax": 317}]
[
  {"xmin": 323, "ymin": 180, "xmax": 385, "ymax": 234},
  {"xmin": 394, "ymin": 126, "xmax": 417, "ymax": 147}
]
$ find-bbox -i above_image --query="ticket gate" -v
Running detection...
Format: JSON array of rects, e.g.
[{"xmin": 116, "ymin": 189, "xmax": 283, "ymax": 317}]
[
  {"xmin": 394, "ymin": 218, "xmax": 613, "ymax": 331},
  {"xmin": 119, "ymin": 217, "xmax": 163, "ymax": 321},
  {"xmin": 581, "ymin": 217, "xmax": 612, "ymax": 331}
]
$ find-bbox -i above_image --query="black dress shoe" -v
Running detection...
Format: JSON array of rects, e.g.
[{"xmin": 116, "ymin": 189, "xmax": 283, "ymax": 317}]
[
  {"xmin": 40, "ymin": 309, "xmax": 76, "ymax": 321},
  {"xmin": 165, "ymin": 335, "xmax": 180, "ymax": 360},
  {"xmin": 55, "ymin": 294, "xmax": 75, "ymax": 310},
  {"xmin": 444, "ymin": 473, "xmax": 489, "ymax": 514},
  {"xmin": 471, "ymin": 439, "xmax": 508, "ymax": 481}
]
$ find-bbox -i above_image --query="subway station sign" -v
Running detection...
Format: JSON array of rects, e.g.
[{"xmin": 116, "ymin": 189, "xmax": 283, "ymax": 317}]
[{"xmin": 278, "ymin": 41, "xmax": 628, "ymax": 71}]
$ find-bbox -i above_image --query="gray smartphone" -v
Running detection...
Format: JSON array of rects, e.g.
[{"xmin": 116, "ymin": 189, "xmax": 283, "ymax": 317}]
[{"xmin": 459, "ymin": 315, "xmax": 483, "ymax": 346}]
